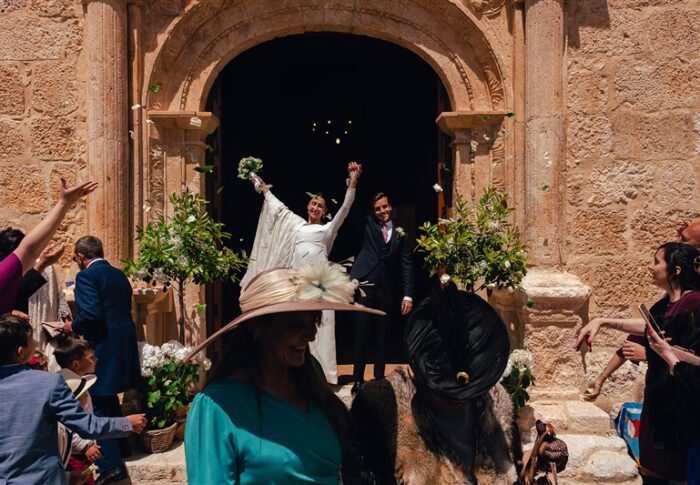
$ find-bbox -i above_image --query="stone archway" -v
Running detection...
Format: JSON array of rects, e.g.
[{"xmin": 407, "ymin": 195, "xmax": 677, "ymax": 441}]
[{"xmin": 139, "ymin": 0, "xmax": 514, "ymax": 220}]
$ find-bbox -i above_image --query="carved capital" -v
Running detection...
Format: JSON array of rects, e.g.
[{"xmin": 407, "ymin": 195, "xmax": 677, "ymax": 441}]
[
  {"xmin": 436, "ymin": 111, "xmax": 510, "ymax": 134},
  {"xmin": 147, "ymin": 111, "xmax": 220, "ymax": 135},
  {"xmin": 463, "ymin": 0, "xmax": 506, "ymax": 18}
]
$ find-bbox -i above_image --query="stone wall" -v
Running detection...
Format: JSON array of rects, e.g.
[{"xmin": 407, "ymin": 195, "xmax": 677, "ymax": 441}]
[
  {"xmin": 0, "ymin": 0, "xmax": 86, "ymax": 269},
  {"xmin": 564, "ymin": 0, "xmax": 700, "ymax": 405}
]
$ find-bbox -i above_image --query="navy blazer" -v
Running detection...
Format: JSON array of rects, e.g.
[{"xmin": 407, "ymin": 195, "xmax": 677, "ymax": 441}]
[
  {"xmin": 71, "ymin": 260, "xmax": 141, "ymax": 396},
  {"xmin": 0, "ymin": 365, "xmax": 133, "ymax": 485},
  {"xmin": 350, "ymin": 216, "xmax": 414, "ymax": 299}
]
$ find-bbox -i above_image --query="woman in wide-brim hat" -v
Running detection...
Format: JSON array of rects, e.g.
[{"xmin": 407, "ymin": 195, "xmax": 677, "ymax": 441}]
[{"xmin": 184, "ymin": 262, "xmax": 383, "ymax": 485}]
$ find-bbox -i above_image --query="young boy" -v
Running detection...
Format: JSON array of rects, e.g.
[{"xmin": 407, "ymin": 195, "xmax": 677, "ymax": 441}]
[
  {"xmin": 0, "ymin": 314, "xmax": 146, "ymax": 485},
  {"xmin": 55, "ymin": 337, "xmax": 102, "ymax": 484}
]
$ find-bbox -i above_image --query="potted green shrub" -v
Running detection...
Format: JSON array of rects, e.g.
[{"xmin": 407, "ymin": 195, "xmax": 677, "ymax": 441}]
[{"xmin": 123, "ymin": 190, "xmax": 248, "ymax": 343}]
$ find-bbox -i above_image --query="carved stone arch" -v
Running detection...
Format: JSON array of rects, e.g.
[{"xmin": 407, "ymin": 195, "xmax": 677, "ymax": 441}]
[{"xmin": 145, "ymin": 0, "xmax": 510, "ymax": 114}]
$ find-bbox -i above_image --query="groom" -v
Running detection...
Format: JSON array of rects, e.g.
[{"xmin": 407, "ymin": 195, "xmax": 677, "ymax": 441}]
[{"xmin": 350, "ymin": 192, "xmax": 413, "ymax": 394}]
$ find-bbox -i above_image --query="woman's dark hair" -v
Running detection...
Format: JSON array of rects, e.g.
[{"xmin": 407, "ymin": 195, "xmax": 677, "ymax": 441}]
[
  {"xmin": 0, "ymin": 227, "xmax": 25, "ymax": 261},
  {"xmin": 75, "ymin": 235, "xmax": 104, "ymax": 259},
  {"xmin": 53, "ymin": 335, "xmax": 93, "ymax": 369},
  {"xmin": 0, "ymin": 314, "xmax": 32, "ymax": 365},
  {"xmin": 657, "ymin": 242, "xmax": 700, "ymax": 292},
  {"xmin": 213, "ymin": 312, "xmax": 349, "ymax": 446}
]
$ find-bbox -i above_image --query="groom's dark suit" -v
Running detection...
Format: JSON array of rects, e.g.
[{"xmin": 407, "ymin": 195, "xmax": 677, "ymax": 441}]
[{"xmin": 351, "ymin": 216, "xmax": 413, "ymax": 381}]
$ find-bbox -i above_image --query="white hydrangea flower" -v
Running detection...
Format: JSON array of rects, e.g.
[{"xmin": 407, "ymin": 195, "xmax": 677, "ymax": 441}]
[
  {"xmin": 433, "ymin": 183, "xmax": 443, "ymax": 193},
  {"xmin": 440, "ymin": 274, "xmax": 452, "ymax": 285},
  {"xmin": 510, "ymin": 349, "xmax": 534, "ymax": 371}
]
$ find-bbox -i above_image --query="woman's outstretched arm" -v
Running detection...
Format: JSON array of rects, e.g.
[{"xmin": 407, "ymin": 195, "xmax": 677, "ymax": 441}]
[{"xmin": 13, "ymin": 179, "xmax": 97, "ymax": 274}]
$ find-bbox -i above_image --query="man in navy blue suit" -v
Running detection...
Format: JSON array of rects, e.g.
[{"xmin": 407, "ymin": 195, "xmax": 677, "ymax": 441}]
[
  {"xmin": 65, "ymin": 236, "xmax": 141, "ymax": 484},
  {"xmin": 350, "ymin": 193, "xmax": 414, "ymax": 394}
]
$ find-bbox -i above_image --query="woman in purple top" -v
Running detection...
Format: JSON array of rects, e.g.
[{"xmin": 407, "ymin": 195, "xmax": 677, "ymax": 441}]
[
  {"xmin": 0, "ymin": 178, "xmax": 97, "ymax": 314},
  {"xmin": 575, "ymin": 242, "xmax": 700, "ymax": 482}
]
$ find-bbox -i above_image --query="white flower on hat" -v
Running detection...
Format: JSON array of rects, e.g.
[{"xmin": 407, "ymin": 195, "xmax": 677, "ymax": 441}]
[{"xmin": 296, "ymin": 262, "xmax": 358, "ymax": 304}]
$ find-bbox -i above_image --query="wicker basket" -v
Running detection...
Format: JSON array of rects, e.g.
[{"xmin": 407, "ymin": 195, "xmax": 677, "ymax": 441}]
[{"xmin": 140, "ymin": 422, "xmax": 177, "ymax": 453}]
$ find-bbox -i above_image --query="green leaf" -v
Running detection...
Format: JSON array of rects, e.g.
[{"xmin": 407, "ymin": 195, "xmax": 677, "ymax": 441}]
[
  {"xmin": 149, "ymin": 83, "xmax": 162, "ymax": 94},
  {"xmin": 526, "ymin": 298, "xmax": 535, "ymax": 308},
  {"xmin": 194, "ymin": 165, "xmax": 215, "ymax": 174},
  {"xmin": 196, "ymin": 303, "xmax": 206, "ymax": 314},
  {"xmin": 205, "ymin": 144, "xmax": 215, "ymax": 154},
  {"xmin": 216, "ymin": 186, "xmax": 225, "ymax": 195}
]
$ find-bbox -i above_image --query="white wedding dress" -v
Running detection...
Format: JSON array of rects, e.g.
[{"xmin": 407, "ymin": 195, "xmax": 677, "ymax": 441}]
[{"xmin": 241, "ymin": 187, "xmax": 356, "ymax": 384}]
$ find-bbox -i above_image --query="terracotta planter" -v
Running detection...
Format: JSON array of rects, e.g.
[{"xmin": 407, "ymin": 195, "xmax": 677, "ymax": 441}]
[{"xmin": 140, "ymin": 422, "xmax": 177, "ymax": 453}]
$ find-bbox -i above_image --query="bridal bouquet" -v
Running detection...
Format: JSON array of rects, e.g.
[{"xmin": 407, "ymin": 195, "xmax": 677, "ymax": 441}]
[
  {"xmin": 237, "ymin": 156, "xmax": 264, "ymax": 180},
  {"xmin": 140, "ymin": 341, "xmax": 212, "ymax": 429}
]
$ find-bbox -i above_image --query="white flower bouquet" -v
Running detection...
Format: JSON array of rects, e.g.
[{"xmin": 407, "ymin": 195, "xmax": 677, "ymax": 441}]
[
  {"xmin": 501, "ymin": 348, "xmax": 535, "ymax": 411},
  {"xmin": 139, "ymin": 341, "xmax": 212, "ymax": 429},
  {"xmin": 237, "ymin": 156, "xmax": 264, "ymax": 180}
]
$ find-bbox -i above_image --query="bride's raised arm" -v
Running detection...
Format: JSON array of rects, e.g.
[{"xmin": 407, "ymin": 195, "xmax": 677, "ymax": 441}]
[{"xmin": 324, "ymin": 162, "xmax": 361, "ymax": 243}]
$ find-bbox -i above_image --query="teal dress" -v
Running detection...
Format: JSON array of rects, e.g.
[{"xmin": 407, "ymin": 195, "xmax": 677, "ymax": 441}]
[{"xmin": 184, "ymin": 378, "xmax": 342, "ymax": 485}]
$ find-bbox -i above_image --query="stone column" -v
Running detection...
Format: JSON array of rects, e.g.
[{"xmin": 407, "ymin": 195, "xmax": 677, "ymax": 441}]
[
  {"xmin": 436, "ymin": 111, "xmax": 508, "ymax": 202},
  {"xmin": 84, "ymin": 0, "xmax": 130, "ymax": 262},
  {"xmin": 524, "ymin": 0, "xmax": 564, "ymax": 266}
]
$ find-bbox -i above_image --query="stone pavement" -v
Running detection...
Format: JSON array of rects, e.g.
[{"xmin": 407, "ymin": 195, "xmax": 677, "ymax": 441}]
[{"xmin": 118, "ymin": 368, "xmax": 641, "ymax": 484}]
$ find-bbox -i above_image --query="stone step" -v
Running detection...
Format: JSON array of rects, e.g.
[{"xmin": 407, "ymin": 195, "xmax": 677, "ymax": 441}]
[
  {"xmin": 123, "ymin": 441, "xmax": 187, "ymax": 484},
  {"xmin": 524, "ymin": 434, "xmax": 640, "ymax": 484},
  {"xmin": 524, "ymin": 400, "xmax": 611, "ymax": 438}
]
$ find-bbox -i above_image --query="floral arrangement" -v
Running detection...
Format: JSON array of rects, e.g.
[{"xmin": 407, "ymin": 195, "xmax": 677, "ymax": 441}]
[
  {"xmin": 123, "ymin": 190, "xmax": 248, "ymax": 343},
  {"xmin": 416, "ymin": 187, "xmax": 527, "ymax": 292},
  {"xmin": 140, "ymin": 340, "xmax": 212, "ymax": 429},
  {"xmin": 501, "ymin": 349, "xmax": 536, "ymax": 411},
  {"xmin": 237, "ymin": 156, "xmax": 264, "ymax": 180},
  {"xmin": 295, "ymin": 262, "xmax": 358, "ymax": 303}
]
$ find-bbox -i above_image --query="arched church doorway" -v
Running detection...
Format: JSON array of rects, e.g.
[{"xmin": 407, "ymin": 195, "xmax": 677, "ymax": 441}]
[{"xmin": 204, "ymin": 33, "xmax": 451, "ymax": 372}]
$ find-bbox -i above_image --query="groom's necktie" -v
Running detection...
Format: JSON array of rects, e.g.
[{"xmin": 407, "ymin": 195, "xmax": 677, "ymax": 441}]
[{"xmin": 381, "ymin": 223, "xmax": 389, "ymax": 243}]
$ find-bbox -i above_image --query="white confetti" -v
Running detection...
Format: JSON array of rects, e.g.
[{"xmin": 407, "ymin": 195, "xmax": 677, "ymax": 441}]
[
  {"xmin": 189, "ymin": 116, "xmax": 202, "ymax": 128},
  {"xmin": 131, "ymin": 104, "xmax": 141, "ymax": 110}
]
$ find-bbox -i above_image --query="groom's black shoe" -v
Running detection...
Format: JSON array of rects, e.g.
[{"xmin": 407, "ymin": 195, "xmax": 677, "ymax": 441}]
[{"xmin": 350, "ymin": 381, "xmax": 364, "ymax": 397}]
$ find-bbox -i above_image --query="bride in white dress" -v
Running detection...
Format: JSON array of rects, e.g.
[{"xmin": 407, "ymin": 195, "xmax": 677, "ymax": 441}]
[{"xmin": 240, "ymin": 162, "xmax": 362, "ymax": 383}]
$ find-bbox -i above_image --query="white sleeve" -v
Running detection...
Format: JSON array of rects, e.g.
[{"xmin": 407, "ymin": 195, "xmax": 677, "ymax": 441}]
[{"xmin": 323, "ymin": 188, "xmax": 355, "ymax": 251}]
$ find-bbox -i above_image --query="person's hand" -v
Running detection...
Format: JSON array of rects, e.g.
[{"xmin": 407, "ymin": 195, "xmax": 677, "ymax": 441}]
[
  {"xmin": 62, "ymin": 319, "xmax": 72, "ymax": 333},
  {"xmin": 676, "ymin": 220, "xmax": 689, "ymax": 242},
  {"xmin": 35, "ymin": 243, "xmax": 65, "ymax": 272},
  {"xmin": 127, "ymin": 413, "xmax": 147, "ymax": 433},
  {"xmin": 11, "ymin": 310, "xmax": 29, "ymax": 322},
  {"xmin": 647, "ymin": 326, "xmax": 678, "ymax": 367},
  {"xmin": 574, "ymin": 318, "xmax": 605, "ymax": 351},
  {"xmin": 582, "ymin": 378, "xmax": 603, "ymax": 401},
  {"xmin": 347, "ymin": 161, "xmax": 362, "ymax": 188},
  {"xmin": 622, "ymin": 341, "xmax": 647, "ymax": 362},
  {"xmin": 59, "ymin": 178, "xmax": 98, "ymax": 209},
  {"xmin": 84, "ymin": 443, "xmax": 101, "ymax": 463},
  {"xmin": 401, "ymin": 299, "xmax": 413, "ymax": 315}
]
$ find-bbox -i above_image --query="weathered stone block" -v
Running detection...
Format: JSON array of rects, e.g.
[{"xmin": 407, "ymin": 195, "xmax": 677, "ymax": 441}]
[
  {"xmin": 639, "ymin": 113, "xmax": 695, "ymax": 161},
  {"xmin": 564, "ymin": 400, "xmax": 610, "ymax": 434},
  {"xmin": 615, "ymin": 57, "xmax": 700, "ymax": 111},
  {"xmin": 587, "ymin": 161, "xmax": 654, "ymax": 207},
  {"xmin": 567, "ymin": 173, "xmax": 585, "ymax": 207},
  {"xmin": 569, "ymin": 209, "xmax": 626, "ymax": 256},
  {"xmin": 0, "ymin": 164, "xmax": 48, "ymax": 214},
  {"xmin": 582, "ymin": 449, "xmax": 639, "ymax": 481},
  {"xmin": 648, "ymin": 9, "xmax": 700, "ymax": 56},
  {"xmin": 611, "ymin": 108, "xmax": 640, "ymax": 159},
  {"xmin": 567, "ymin": 115, "xmax": 612, "ymax": 161},
  {"xmin": 631, "ymin": 208, "xmax": 700, "ymax": 255},
  {"xmin": 581, "ymin": 257, "xmax": 661, "ymax": 310},
  {"xmin": 654, "ymin": 161, "xmax": 699, "ymax": 207},
  {"xmin": 609, "ymin": 0, "xmax": 685, "ymax": 6},
  {"xmin": 49, "ymin": 162, "xmax": 77, "ymax": 204},
  {"xmin": 0, "ymin": 0, "xmax": 26, "ymax": 14},
  {"xmin": 0, "ymin": 63, "xmax": 26, "ymax": 115},
  {"xmin": 0, "ymin": 121, "xmax": 25, "ymax": 159},
  {"xmin": 30, "ymin": 0, "xmax": 80, "ymax": 17},
  {"xmin": 576, "ymin": 9, "xmax": 644, "ymax": 56},
  {"xmin": 567, "ymin": 58, "xmax": 607, "ymax": 115},
  {"xmin": 30, "ymin": 117, "xmax": 76, "ymax": 160},
  {"xmin": 32, "ymin": 61, "xmax": 78, "ymax": 116},
  {"xmin": 557, "ymin": 433, "xmax": 629, "ymax": 475},
  {"xmin": 0, "ymin": 17, "xmax": 80, "ymax": 61}
]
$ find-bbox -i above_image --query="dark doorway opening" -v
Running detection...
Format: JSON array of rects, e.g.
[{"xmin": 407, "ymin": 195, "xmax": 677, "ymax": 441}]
[{"xmin": 205, "ymin": 33, "xmax": 450, "ymax": 367}]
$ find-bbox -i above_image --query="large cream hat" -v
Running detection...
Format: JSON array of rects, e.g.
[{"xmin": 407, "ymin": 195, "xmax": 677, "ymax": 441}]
[
  {"xmin": 59, "ymin": 368, "xmax": 97, "ymax": 399},
  {"xmin": 186, "ymin": 262, "xmax": 384, "ymax": 360}
]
